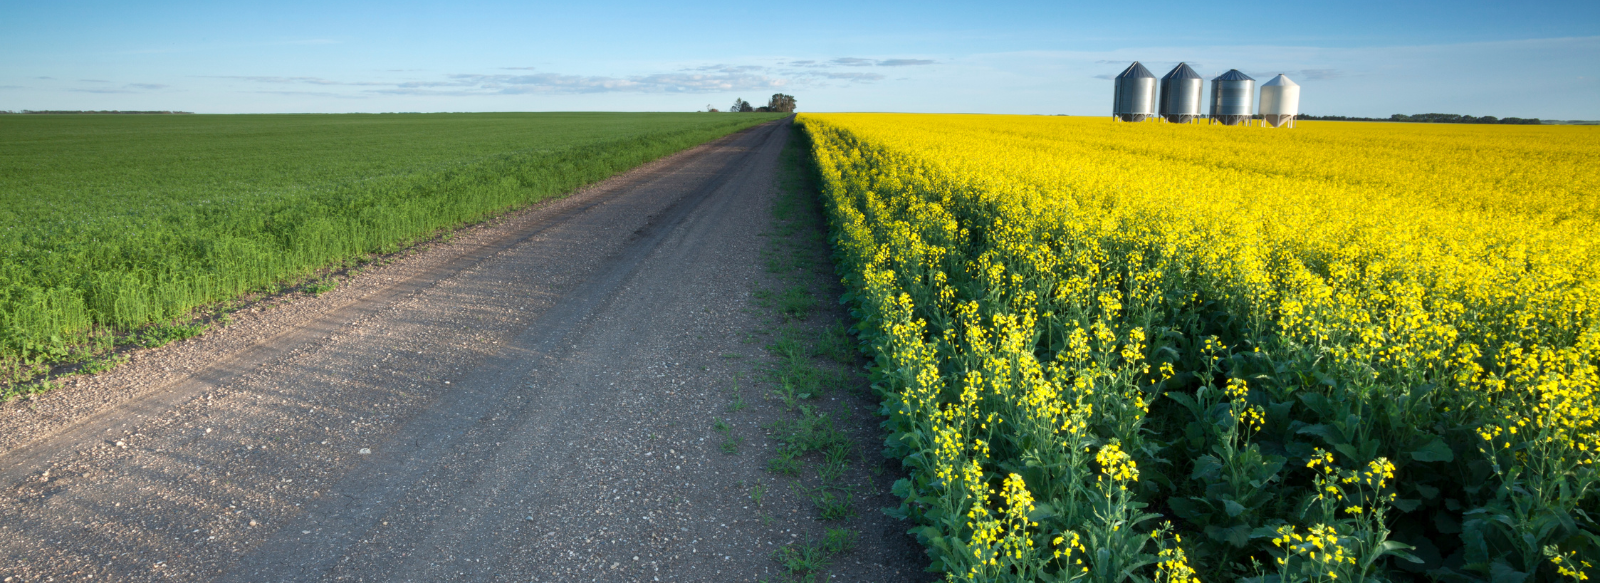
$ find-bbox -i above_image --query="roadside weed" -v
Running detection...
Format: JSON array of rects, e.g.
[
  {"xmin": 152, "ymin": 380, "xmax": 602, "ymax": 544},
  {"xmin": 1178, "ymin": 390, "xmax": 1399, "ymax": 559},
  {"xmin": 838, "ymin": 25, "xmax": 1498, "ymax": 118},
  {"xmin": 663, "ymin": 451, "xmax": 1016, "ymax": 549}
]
[
  {"xmin": 135, "ymin": 322, "xmax": 210, "ymax": 349},
  {"xmin": 303, "ymin": 279, "xmax": 338, "ymax": 296},
  {"xmin": 748, "ymin": 124, "xmax": 883, "ymax": 580},
  {"xmin": 713, "ymin": 417, "xmax": 741, "ymax": 454},
  {"xmin": 727, "ymin": 375, "xmax": 747, "ymax": 412},
  {"xmin": 776, "ymin": 285, "xmax": 814, "ymax": 320},
  {"xmin": 807, "ymin": 485, "xmax": 856, "ymax": 521},
  {"xmin": 751, "ymin": 482, "xmax": 768, "ymax": 506},
  {"xmin": 771, "ymin": 528, "xmax": 858, "ymax": 582},
  {"xmin": 77, "ymin": 354, "xmax": 129, "ymax": 376},
  {"xmin": 767, "ymin": 449, "xmax": 802, "ymax": 476}
]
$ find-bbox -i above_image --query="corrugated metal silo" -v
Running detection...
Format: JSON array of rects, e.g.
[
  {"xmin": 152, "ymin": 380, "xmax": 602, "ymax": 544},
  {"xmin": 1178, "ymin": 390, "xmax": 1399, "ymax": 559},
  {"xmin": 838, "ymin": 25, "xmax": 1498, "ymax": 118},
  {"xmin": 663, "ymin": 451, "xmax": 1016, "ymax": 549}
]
[
  {"xmin": 1158, "ymin": 63, "xmax": 1203, "ymax": 123},
  {"xmin": 1259, "ymin": 74, "xmax": 1301, "ymax": 128},
  {"xmin": 1112, "ymin": 62, "xmax": 1157, "ymax": 122},
  {"xmin": 1209, "ymin": 69, "xmax": 1256, "ymax": 126}
]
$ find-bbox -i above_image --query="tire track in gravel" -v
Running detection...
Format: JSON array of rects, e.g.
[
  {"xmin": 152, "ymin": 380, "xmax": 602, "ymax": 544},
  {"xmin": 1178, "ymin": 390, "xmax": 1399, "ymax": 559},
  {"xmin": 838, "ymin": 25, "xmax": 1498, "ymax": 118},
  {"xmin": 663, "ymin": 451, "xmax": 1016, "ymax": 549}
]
[{"xmin": 221, "ymin": 120, "xmax": 782, "ymax": 582}]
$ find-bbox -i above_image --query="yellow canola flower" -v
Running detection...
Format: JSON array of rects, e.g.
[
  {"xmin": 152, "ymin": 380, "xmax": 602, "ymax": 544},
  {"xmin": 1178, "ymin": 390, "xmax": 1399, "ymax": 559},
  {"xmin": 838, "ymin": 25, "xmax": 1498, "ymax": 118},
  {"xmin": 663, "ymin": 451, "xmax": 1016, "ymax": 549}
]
[
  {"xmin": 1097, "ymin": 442, "xmax": 1140, "ymax": 483},
  {"xmin": 801, "ymin": 113, "xmax": 1600, "ymax": 459},
  {"xmin": 797, "ymin": 112, "xmax": 1600, "ymax": 581}
]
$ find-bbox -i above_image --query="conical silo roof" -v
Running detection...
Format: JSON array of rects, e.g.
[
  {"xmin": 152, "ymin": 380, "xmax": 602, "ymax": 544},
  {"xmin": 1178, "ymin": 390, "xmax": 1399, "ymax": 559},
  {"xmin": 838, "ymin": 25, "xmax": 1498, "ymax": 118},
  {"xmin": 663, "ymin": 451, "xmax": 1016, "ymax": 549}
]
[
  {"xmin": 1262, "ymin": 74, "xmax": 1298, "ymax": 87},
  {"xmin": 1117, "ymin": 62, "xmax": 1155, "ymax": 80},
  {"xmin": 1214, "ymin": 69, "xmax": 1254, "ymax": 81},
  {"xmin": 1162, "ymin": 63, "xmax": 1202, "ymax": 81}
]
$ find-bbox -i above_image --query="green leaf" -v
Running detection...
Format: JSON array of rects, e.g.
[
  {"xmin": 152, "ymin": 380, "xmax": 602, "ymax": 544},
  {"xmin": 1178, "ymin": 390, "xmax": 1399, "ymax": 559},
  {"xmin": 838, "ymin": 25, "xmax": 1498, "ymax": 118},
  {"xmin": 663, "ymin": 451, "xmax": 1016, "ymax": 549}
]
[
  {"xmin": 891, "ymin": 478, "xmax": 912, "ymax": 499},
  {"xmin": 1415, "ymin": 483, "xmax": 1441, "ymax": 499},
  {"xmin": 1224, "ymin": 499, "xmax": 1247, "ymax": 517},
  {"xmin": 1380, "ymin": 540, "xmax": 1424, "ymax": 563},
  {"xmin": 1168, "ymin": 497, "xmax": 1209, "ymax": 522},
  {"xmin": 1410, "ymin": 437, "xmax": 1455, "ymax": 463},
  {"xmin": 1190, "ymin": 455, "xmax": 1224, "ymax": 480},
  {"xmin": 1297, "ymin": 424, "xmax": 1344, "ymax": 446},
  {"xmin": 1027, "ymin": 503, "xmax": 1057, "ymax": 522},
  {"xmin": 1488, "ymin": 559, "xmax": 1528, "ymax": 583},
  {"xmin": 1204, "ymin": 523, "xmax": 1252, "ymax": 547},
  {"xmin": 1166, "ymin": 391, "xmax": 1203, "ymax": 417}
]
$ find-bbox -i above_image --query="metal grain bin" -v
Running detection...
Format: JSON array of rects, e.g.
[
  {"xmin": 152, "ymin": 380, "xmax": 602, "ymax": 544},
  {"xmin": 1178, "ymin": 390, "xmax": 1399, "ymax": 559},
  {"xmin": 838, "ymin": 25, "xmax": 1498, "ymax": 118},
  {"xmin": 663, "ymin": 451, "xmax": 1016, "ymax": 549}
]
[
  {"xmin": 1158, "ymin": 63, "xmax": 1204, "ymax": 124},
  {"xmin": 1209, "ymin": 69, "xmax": 1256, "ymax": 126},
  {"xmin": 1259, "ymin": 74, "xmax": 1301, "ymax": 128},
  {"xmin": 1112, "ymin": 62, "xmax": 1157, "ymax": 122}
]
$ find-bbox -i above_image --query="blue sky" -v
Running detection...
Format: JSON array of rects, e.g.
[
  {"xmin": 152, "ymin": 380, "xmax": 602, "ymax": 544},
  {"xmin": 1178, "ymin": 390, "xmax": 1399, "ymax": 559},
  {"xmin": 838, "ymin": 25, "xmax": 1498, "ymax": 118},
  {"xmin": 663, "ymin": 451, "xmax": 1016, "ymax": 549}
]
[{"xmin": 2, "ymin": 0, "xmax": 1596, "ymax": 117}]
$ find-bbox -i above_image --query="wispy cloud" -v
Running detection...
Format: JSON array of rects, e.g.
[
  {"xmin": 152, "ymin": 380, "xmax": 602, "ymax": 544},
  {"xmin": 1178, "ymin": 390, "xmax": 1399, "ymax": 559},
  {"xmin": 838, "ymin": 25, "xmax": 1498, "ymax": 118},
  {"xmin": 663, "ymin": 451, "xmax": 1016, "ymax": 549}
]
[
  {"xmin": 66, "ymin": 82, "xmax": 169, "ymax": 93},
  {"xmin": 79, "ymin": 79, "xmax": 110, "ymax": 83},
  {"xmin": 810, "ymin": 72, "xmax": 886, "ymax": 81},
  {"xmin": 378, "ymin": 70, "xmax": 787, "ymax": 95},
  {"xmin": 1239, "ymin": 69, "xmax": 1343, "ymax": 81},
  {"xmin": 831, "ymin": 57, "xmax": 875, "ymax": 67},
  {"xmin": 685, "ymin": 64, "xmax": 765, "ymax": 73},
  {"xmin": 1292, "ymin": 69, "xmax": 1341, "ymax": 80},
  {"xmin": 206, "ymin": 75, "xmax": 389, "ymax": 86},
  {"xmin": 758, "ymin": 57, "xmax": 931, "ymax": 84},
  {"xmin": 251, "ymin": 90, "xmax": 369, "ymax": 99},
  {"xmin": 210, "ymin": 58, "xmax": 921, "ymax": 99},
  {"xmin": 818, "ymin": 57, "xmax": 934, "ymax": 67},
  {"xmin": 35, "ymin": 76, "xmax": 53, "ymax": 80}
]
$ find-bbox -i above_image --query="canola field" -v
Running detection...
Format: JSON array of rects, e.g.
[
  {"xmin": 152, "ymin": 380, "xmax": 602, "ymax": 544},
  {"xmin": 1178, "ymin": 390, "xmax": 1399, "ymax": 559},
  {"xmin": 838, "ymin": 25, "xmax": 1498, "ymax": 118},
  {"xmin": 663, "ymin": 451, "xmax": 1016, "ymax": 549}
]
[
  {"xmin": 798, "ymin": 114, "xmax": 1598, "ymax": 582},
  {"xmin": 0, "ymin": 112, "xmax": 781, "ymax": 380}
]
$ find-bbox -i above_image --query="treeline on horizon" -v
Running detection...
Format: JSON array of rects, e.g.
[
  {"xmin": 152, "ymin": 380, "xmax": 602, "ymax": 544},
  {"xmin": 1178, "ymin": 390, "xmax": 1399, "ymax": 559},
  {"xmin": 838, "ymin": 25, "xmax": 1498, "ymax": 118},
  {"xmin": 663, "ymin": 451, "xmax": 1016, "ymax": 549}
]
[
  {"xmin": 1300, "ymin": 112, "xmax": 1543, "ymax": 124},
  {"xmin": 0, "ymin": 110, "xmax": 194, "ymax": 115}
]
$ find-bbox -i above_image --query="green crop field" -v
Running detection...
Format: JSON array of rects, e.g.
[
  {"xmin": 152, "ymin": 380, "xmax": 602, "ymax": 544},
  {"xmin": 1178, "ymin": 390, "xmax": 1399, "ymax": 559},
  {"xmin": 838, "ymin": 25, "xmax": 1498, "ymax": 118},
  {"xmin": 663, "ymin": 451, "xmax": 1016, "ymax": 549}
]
[{"xmin": 0, "ymin": 112, "xmax": 783, "ymax": 382}]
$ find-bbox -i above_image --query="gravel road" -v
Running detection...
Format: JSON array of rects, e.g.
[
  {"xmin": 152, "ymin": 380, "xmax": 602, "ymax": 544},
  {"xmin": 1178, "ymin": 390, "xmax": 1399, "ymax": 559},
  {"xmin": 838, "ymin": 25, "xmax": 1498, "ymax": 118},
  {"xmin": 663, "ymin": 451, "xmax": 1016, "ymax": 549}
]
[{"xmin": 0, "ymin": 118, "xmax": 924, "ymax": 582}]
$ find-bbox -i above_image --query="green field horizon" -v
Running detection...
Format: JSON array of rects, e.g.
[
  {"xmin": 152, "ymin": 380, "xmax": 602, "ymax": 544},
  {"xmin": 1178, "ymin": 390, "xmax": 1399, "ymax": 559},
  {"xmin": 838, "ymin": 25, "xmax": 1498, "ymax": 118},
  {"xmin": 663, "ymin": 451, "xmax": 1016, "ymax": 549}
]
[{"xmin": 0, "ymin": 112, "xmax": 784, "ymax": 381}]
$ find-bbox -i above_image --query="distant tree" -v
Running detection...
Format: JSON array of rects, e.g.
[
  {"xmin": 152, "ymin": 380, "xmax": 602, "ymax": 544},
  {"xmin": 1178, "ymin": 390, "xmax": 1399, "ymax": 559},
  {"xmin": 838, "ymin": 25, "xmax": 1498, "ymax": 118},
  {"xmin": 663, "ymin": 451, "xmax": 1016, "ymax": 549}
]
[
  {"xmin": 730, "ymin": 98, "xmax": 753, "ymax": 113},
  {"xmin": 755, "ymin": 106, "xmax": 772, "ymax": 112},
  {"xmin": 766, "ymin": 93, "xmax": 797, "ymax": 113}
]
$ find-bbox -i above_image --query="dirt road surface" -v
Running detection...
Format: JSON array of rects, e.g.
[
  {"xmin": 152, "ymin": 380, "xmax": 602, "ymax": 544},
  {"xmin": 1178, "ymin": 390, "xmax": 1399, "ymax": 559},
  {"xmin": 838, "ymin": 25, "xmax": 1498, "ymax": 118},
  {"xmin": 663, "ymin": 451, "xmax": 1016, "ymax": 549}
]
[{"xmin": 0, "ymin": 119, "xmax": 924, "ymax": 581}]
